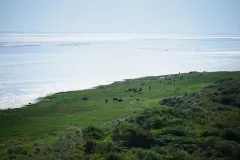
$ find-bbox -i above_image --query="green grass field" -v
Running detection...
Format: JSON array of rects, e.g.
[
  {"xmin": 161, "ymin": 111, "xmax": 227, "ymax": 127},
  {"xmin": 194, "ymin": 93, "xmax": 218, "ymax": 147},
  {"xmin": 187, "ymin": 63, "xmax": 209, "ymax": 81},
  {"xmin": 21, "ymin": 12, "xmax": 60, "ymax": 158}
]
[{"xmin": 1, "ymin": 71, "xmax": 240, "ymax": 159}]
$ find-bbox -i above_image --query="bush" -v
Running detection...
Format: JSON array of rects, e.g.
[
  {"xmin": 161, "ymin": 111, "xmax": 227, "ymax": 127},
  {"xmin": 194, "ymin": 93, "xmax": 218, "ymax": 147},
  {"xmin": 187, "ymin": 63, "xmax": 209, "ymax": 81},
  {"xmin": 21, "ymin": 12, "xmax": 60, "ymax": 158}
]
[
  {"xmin": 160, "ymin": 97, "xmax": 183, "ymax": 107},
  {"xmin": 162, "ymin": 128, "xmax": 187, "ymax": 136},
  {"xmin": 135, "ymin": 108, "xmax": 159, "ymax": 126},
  {"xmin": 222, "ymin": 129, "xmax": 240, "ymax": 143},
  {"xmin": 83, "ymin": 125, "xmax": 106, "ymax": 140},
  {"xmin": 236, "ymin": 96, "xmax": 240, "ymax": 107},
  {"xmin": 202, "ymin": 129, "xmax": 220, "ymax": 137},
  {"xmin": 172, "ymin": 150, "xmax": 189, "ymax": 160},
  {"xmin": 133, "ymin": 148, "xmax": 162, "ymax": 160},
  {"xmin": 7, "ymin": 147, "xmax": 28, "ymax": 155},
  {"xmin": 142, "ymin": 116, "xmax": 167, "ymax": 130},
  {"xmin": 205, "ymin": 136, "xmax": 221, "ymax": 148},
  {"xmin": 112, "ymin": 123, "xmax": 153, "ymax": 148},
  {"xmin": 220, "ymin": 96, "xmax": 235, "ymax": 105},
  {"xmin": 84, "ymin": 139, "xmax": 98, "ymax": 153},
  {"xmin": 95, "ymin": 140, "xmax": 119, "ymax": 154},
  {"xmin": 106, "ymin": 152, "xmax": 124, "ymax": 160},
  {"xmin": 152, "ymin": 146, "xmax": 168, "ymax": 155},
  {"xmin": 215, "ymin": 140, "xmax": 240, "ymax": 157},
  {"xmin": 88, "ymin": 154, "xmax": 105, "ymax": 160}
]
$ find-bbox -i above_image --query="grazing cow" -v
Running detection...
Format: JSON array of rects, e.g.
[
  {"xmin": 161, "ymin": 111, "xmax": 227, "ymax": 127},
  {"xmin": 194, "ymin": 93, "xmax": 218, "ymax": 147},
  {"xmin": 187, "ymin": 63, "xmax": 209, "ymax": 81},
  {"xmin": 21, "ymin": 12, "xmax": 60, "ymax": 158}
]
[
  {"xmin": 149, "ymin": 86, "xmax": 152, "ymax": 90},
  {"xmin": 118, "ymin": 98, "xmax": 124, "ymax": 102},
  {"xmin": 136, "ymin": 98, "xmax": 139, "ymax": 101},
  {"xmin": 105, "ymin": 98, "xmax": 109, "ymax": 103},
  {"xmin": 82, "ymin": 97, "xmax": 88, "ymax": 101},
  {"xmin": 113, "ymin": 98, "xmax": 118, "ymax": 101}
]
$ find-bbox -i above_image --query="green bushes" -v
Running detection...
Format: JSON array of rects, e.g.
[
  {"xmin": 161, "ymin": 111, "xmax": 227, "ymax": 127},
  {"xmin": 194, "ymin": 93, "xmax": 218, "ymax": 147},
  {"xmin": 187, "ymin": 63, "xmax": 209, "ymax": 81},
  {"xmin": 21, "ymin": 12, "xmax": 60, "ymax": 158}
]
[
  {"xmin": 84, "ymin": 139, "xmax": 98, "ymax": 153},
  {"xmin": 7, "ymin": 147, "xmax": 28, "ymax": 155},
  {"xmin": 83, "ymin": 126, "xmax": 106, "ymax": 140},
  {"xmin": 220, "ymin": 96, "xmax": 235, "ymax": 105},
  {"xmin": 172, "ymin": 150, "xmax": 190, "ymax": 160},
  {"xmin": 142, "ymin": 116, "xmax": 167, "ymax": 130},
  {"xmin": 215, "ymin": 140, "xmax": 240, "ymax": 157},
  {"xmin": 106, "ymin": 152, "xmax": 124, "ymax": 160},
  {"xmin": 202, "ymin": 129, "xmax": 220, "ymax": 137},
  {"xmin": 112, "ymin": 123, "xmax": 153, "ymax": 148},
  {"xmin": 162, "ymin": 128, "xmax": 188, "ymax": 136},
  {"xmin": 222, "ymin": 129, "xmax": 240, "ymax": 143},
  {"xmin": 160, "ymin": 97, "xmax": 184, "ymax": 107},
  {"xmin": 133, "ymin": 148, "xmax": 162, "ymax": 160}
]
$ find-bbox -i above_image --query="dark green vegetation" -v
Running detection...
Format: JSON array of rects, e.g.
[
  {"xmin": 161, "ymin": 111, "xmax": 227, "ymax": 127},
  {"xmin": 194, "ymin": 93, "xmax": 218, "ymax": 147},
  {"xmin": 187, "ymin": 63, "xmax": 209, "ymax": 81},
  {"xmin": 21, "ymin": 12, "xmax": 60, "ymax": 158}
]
[{"xmin": 1, "ymin": 71, "xmax": 240, "ymax": 159}]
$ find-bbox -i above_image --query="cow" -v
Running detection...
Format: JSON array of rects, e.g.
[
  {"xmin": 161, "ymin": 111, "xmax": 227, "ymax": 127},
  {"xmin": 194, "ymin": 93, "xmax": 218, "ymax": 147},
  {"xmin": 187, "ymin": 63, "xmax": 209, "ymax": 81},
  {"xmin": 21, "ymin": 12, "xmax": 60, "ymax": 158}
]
[
  {"xmin": 118, "ymin": 98, "xmax": 124, "ymax": 102},
  {"xmin": 113, "ymin": 98, "xmax": 119, "ymax": 101},
  {"xmin": 105, "ymin": 98, "xmax": 109, "ymax": 103},
  {"xmin": 82, "ymin": 97, "xmax": 88, "ymax": 101}
]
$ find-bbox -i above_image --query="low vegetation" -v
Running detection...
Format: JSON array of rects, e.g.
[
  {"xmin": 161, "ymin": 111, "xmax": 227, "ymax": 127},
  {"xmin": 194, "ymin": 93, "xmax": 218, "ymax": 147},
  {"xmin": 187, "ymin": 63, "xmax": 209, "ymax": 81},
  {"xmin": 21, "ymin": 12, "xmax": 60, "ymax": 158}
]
[{"xmin": 1, "ymin": 71, "xmax": 240, "ymax": 159}]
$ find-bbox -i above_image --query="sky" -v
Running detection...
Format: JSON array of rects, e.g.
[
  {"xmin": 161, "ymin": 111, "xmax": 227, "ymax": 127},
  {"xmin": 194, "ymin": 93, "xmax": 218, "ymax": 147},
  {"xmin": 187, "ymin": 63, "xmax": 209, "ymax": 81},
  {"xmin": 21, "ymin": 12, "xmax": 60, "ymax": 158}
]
[{"xmin": 0, "ymin": 0, "xmax": 239, "ymax": 34}]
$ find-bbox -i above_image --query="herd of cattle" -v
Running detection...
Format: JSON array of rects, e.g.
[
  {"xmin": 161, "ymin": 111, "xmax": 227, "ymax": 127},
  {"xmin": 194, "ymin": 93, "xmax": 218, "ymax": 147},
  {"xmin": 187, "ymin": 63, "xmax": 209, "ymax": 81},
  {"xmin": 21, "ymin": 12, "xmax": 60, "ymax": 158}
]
[
  {"xmin": 125, "ymin": 87, "xmax": 143, "ymax": 93},
  {"xmin": 81, "ymin": 86, "xmax": 152, "ymax": 103},
  {"xmin": 81, "ymin": 72, "xmax": 201, "ymax": 104}
]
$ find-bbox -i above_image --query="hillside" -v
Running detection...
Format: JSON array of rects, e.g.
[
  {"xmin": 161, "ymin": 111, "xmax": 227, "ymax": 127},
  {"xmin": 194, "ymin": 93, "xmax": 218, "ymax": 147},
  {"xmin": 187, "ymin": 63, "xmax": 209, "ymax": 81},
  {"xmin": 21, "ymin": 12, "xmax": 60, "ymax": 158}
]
[{"xmin": 0, "ymin": 71, "xmax": 240, "ymax": 159}]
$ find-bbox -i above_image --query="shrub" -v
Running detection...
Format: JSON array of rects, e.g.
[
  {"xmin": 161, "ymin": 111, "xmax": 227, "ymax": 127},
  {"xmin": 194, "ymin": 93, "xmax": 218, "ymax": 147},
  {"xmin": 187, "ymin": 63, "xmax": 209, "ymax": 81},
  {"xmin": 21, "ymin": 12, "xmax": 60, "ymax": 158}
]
[
  {"xmin": 88, "ymin": 154, "xmax": 105, "ymax": 160},
  {"xmin": 106, "ymin": 152, "xmax": 124, "ymax": 160},
  {"xmin": 152, "ymin": 146, "xmax": 168, "ymax": 155},
  {"xmin": 135, "ymin": 109, "xmax": 158, "ymax": 126},
  {"xmin": 84, "ymin": 139, "xmax": 98, "ymax": 153},
  {"xmin": 170, "ymin": 118, "xmax": 183, "ymax": 125},
  {"xmin": 162, "ymin": 128, "xmax": 187, "ymax": 136},
  {"xmin": 202, "ymin": 129, "xmax": 220, "ymax": 137},
  {"xmin": 112, "ymin": 123, "xmax": 153, "ymax": 148},
  {"xmin": 7, "ymin": 147, "xmax": 28, "ymax": 155},
  {"xmin": 214, "ymin": 122, "xmax": 227, "ymax": 129},
  {"xmin": 142, "ymin": 116, "xmax": 167, "ymax": 130},
  {"xmin": 236, "ymin": 96, "xmax": 240, "ymax": 107},
  {"xmin": 205, "ymin": 136, "xmax": 221, "ymax": 148},
  {"xmin": 172, "ymin": 150, "xmax": 189, "ymax": 160},
  {"xmin": 220, "ymin": 96, "xmax": 235, "ymax": 105},
  {"xmin": 160, "ymin": 97, "xmax": 183, "ymax": 107},
  {"xmin": 222, "ymin": 129, "xmax": 240, "ymax": 143},
  {"xmin": 133, "ymin": 148, "xmax": 162, "ymax": 160},
  {"xmin": 215, "ymin": 140, "xmax": 240, "ymax": 157},
  {"xmin": 82, "ymin": 125, "xmax": 106, "ymax": 140},
  {"xmin": 95, "ymin": 140, "xmax": 119, "ymax": 154}
]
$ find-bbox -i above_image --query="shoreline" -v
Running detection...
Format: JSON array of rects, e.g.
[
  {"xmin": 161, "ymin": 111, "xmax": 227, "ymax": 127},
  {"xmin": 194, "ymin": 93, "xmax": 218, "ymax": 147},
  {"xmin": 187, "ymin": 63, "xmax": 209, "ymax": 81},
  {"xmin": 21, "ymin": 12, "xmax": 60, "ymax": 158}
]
[{"xmin": 1, "ymin": 70, "xmax": 238, "ymax": 110}]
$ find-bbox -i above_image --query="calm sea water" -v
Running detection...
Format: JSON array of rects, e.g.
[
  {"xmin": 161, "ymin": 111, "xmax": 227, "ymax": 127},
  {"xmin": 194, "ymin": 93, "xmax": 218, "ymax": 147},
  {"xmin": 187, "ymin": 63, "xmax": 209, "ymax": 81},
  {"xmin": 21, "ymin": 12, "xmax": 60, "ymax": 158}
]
[{"xmin": 0, "ymin": 34, "xmax": 240, "ymax": 109}]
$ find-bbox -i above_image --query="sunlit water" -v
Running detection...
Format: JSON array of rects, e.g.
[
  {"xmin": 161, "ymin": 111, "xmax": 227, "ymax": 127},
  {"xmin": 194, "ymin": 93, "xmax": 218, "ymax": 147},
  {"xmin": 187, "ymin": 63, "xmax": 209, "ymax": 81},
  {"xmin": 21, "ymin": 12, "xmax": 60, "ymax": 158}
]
[{"xmin": 0, "ymin": 34, "xmax": 240, "ymax": 109}]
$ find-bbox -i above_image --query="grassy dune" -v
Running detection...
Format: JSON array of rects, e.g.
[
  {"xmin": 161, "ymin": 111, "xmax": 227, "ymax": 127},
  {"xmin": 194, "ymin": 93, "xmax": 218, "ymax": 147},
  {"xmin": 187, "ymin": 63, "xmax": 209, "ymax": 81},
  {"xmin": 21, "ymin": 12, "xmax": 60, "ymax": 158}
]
[{"xmin": 0, "ymin": 71, "xmax": 240, "ymax": 158}]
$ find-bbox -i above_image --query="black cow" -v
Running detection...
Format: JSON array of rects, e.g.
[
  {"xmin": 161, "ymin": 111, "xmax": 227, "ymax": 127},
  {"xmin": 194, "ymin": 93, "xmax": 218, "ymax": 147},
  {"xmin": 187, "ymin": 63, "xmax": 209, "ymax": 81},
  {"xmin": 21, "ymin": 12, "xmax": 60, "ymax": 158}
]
[
  {"xmin": 118, "ymin": 98, "xmax": 124, "ymax": 102},
  {"xmin": 113, "ymin": 98, "xmax": 119, "ymax": 101},
  {"xmin": 82, "ymin": 97, "xmax": 88, "ymax": 101}
]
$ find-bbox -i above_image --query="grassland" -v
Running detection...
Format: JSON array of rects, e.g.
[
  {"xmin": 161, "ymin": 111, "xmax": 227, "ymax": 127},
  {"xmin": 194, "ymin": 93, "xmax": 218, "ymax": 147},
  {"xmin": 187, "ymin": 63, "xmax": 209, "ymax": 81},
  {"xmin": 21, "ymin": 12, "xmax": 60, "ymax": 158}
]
[{"xmin": 0, "ymin": 71, "xmax": 240, "ymax": 159}]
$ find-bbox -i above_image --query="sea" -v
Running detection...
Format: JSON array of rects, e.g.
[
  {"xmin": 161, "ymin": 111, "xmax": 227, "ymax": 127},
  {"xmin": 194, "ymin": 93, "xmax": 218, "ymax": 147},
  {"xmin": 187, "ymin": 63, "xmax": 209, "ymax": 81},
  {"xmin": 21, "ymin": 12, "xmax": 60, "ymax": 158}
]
[{"xmin": 0, "ymin": 33, "xmax": 240, "ymax": 109}]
